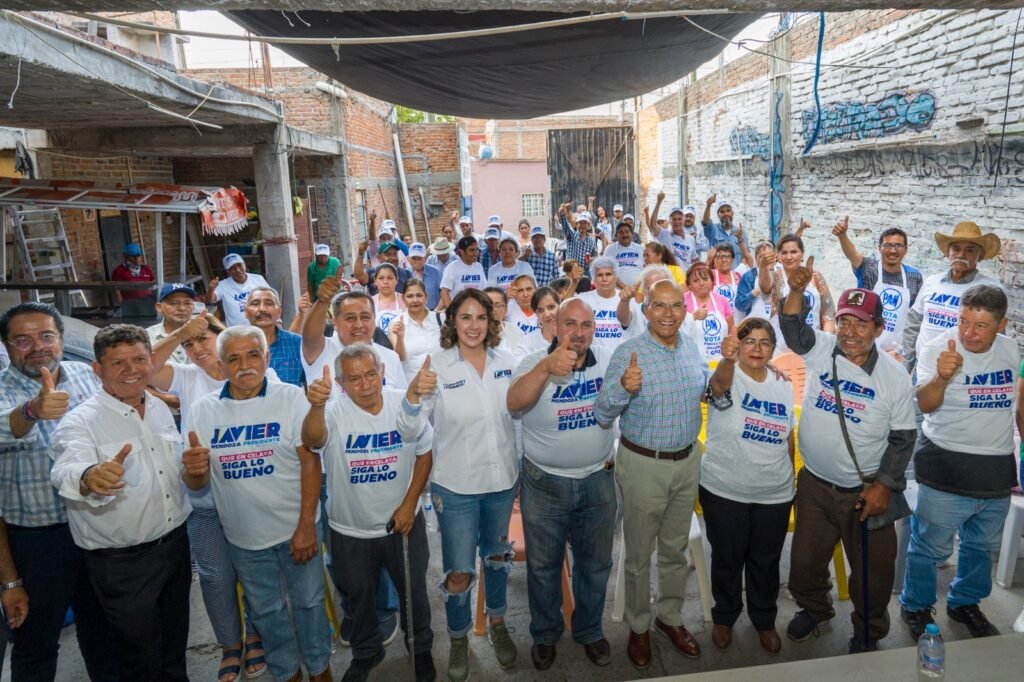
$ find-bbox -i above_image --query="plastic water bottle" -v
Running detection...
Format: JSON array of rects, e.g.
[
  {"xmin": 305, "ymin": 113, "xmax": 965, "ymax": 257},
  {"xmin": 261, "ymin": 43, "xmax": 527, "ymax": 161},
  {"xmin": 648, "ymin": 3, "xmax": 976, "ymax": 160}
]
[
  {"xmin": 421, "ymin": 490, "xmax": 436, "ymax": 532},
  {"xmin": 918, "ymin": 623, "xmax": 945, "ymax": 680}
]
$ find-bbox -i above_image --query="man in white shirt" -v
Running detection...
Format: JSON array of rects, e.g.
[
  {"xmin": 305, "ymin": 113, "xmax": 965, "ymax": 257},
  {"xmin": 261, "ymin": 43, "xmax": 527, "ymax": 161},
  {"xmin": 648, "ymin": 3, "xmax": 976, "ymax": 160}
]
[
  {"xmin": 205, "ymin": 254, "xmax": 271, "ymax": 327},
  {"xmin": 602, "ymin": 222, "xmax": 645, "ymax": 286},
  {"xmin": 779, "ymin": 275, "xmax": 916, "ymax": 654},
  {"xmin": 651, "ymin": 207, "xmax": 696, "ymax": 267},
  {"xmin": 301, "ymin": 278, "xmax": 408, "ymax": 397},
  {"xmin": 303, "ymin": 344, "xmax": 436, "ymax": 681},
  {"xmin": 900, "ymin": 285, "xmax": 1018, "ymax": 640},
  {"xmin": 51, "ymin": 324, "xmax": 192, "ymax": 681},
  {"xmin": 184, "ymin": 326, "xmax": 331, "ymax": 682},
  {"xmin": 508, "ymin": 298, "xmax": 616, "ymax": 671}
]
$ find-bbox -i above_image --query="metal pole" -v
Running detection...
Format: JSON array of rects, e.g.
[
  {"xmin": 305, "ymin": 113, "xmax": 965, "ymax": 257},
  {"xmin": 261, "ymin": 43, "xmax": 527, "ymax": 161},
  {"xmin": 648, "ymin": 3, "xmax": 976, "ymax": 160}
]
[
  {"xmin": 179, "ymin": 214, "xmax": 187, "ymax": 281},
  {"xmin": 154, "ymin": 211, "xmax": 165, "ymax": 291}
]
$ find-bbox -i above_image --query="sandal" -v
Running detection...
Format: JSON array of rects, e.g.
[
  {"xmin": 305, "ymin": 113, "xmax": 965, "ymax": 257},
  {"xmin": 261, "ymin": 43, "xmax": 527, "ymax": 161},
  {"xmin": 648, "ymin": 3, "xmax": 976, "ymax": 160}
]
[
  {"xmin": 218, "ymin": 647, "xmax": 242, "ymax": 682},
  {"xmin": 243, "ymin": 636, "xmax": 268, "ymax": 679}
]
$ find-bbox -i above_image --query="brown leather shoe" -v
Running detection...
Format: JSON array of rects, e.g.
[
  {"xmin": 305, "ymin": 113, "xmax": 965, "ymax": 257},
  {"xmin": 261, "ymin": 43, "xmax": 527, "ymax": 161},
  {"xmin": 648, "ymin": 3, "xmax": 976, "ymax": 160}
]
[
  {"xmin": 308, "ymin": 665, "xmax": 333, "ymax": 682},
  {"xmin": 583, "ymin": 637, "xmax": 611, "ymax": 666},
  {"xmin": 711, "ymin": 624, "xmax": 732, "ymax": 650},
  {"xmin": 654, "ymin": 618, "xmax": 701, "ymax": 658},
  {"xmin": 627, "ymin": 630, "xmax": 651, "ymax": 670},
  {"xmin": 758, "ymin": 628, "xmax": 782, "ymax": 655}
]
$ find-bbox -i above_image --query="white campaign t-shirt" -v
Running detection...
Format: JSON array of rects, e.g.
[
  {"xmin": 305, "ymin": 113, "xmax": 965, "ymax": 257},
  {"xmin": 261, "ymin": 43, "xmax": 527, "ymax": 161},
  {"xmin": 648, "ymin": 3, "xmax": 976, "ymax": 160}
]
[
  {"xmin": 702, "ymin": 368, "xmax": 795, "ymax": 504},
  {"xmin": 302, "ymin": 335, "xmax": 408, "ymax": 399},
  {"xmin": 578, "ymin": 290, "xmax": 642, "ymax": 349},
  {"xmin": 507, "ymin": 304, "xmax": 540, "ymax": 336},
  {"xmin": 189, "ymin": 381, "xmax": 317, "ymax": 550},
  {"xmin": 657, "ymin": 230, "xmax": 696, "ymax": 267},
  {"xmin": 440, "ymin": 260, "xmax": 486, "ymax": 296},
  {"xmin": 515, "ymin": 347, "xmax": 615, "ymax": 478},
  {"xmin": 399, "ymin": 311, "xmax": 443, "ymax": 378},
  {"xmin": 321, "ymin": 389, "xmax": 433, "ymax": 539},
  {"xmin": 603, "ymin": 243, "xmax": 645, "ymax": 286},
  {"xmin": 215, "ymin": 273, "xmax": 270, "ymax": 327},
  {"xmin": 487, "ymin": 261, "xmax": 535, "ymax": 292},
  {"xmin": 514, "ymin": 328, "xmax": 550, "ymax": 361},
  {"xmin": 918, "ymin": 329, "xmax": 1019, "ymax": 455},
  {"xmin": 796, "ymin": 330, "xmax": 916, "ymax": 488},
  {"xmin": 911, "ymin": 272, "xmax": 1004, "ymax": 364}
]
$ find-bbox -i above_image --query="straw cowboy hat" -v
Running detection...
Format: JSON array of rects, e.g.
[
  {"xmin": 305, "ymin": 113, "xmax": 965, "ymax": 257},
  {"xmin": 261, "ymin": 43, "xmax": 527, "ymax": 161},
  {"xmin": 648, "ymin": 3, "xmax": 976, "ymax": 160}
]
[
  {"xmin": 430, "ymin": 236, "xmax": 453, "ymax": 255},
  {"xmin": 934, "ymin": 221, "xmax": 1001, "ymax": 261}
]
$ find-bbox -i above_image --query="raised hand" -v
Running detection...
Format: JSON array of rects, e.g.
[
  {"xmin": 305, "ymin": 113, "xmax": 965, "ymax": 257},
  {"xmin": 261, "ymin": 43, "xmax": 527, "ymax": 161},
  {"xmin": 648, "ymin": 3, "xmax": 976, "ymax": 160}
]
[
  {"xmin": 621, "ymin": 352, "xmax": 643, "ymax": 394},
  {"xmin": 307, "ymin": 365, "xmax": 333, "ymax": 407},
  {"xmin": 369, "ymin": 210, "xmax": 378, "ymax": 224},
  {"xmin": 619, "ymin": 285, "xmax": 635, "ymax": 302},
  {"xmin": 406, "ymin": 355, "xmax": 437, "ymax": 404},
  {"xmin": 693, "ymin": 306, "xmax": 709, "ymax": 321},
  {"xmin": 706, "ymin": 193, "xmax": 717, "ymax": 207},
  {"xmin": 179, "ymin": 308, "xmax": 209, "ymax": 339},
  {"xmin": 720, "ymin": 333, "xmax": 740, "ymax": 362},
  {"xmin": 84, "ymin": 444, "xmax": 131, "ymax": 496},
  {"xmin": 569, "ymin": 263, "xmax": 584, "ymax": 282},
  {"xmin": 832, "ymin": 215, "xmax": 850, "ymax": 237},
  {"xmin": 33, "ymin": 366, "xmax": 69, "ymax": 420},
  {"xmin": 812, "ymin": 270, "xmax": 829, "ymax": 295},
  {"xmin": 298, "ymin": 291, "xmax": 311, "ymax": 314},
  {"xmin": 799, "ymin": 217, "xmax": 812, "ymax": 233},
  {"xmin": 788, "ymin": 255, "xmax": 815, "ymax": 293},
  {"xmin": 936, "ymin": 339, "xmax": 964, "ymax": 381},
  {"xmin": 657, "ymin": 191, "xmax": 666, "ymax": 202},
  {"xmin": 358, "ymin": 240, "xmax": 370, "ymax": 255},
  {"xmin": 182, "ymin": 432, "xmax": 210, "ymax": 477},
  {"xmin": 546, "ymin": 335, "xmax": 578, "ymax": 377},
  {"xmin": 758, "ymin": 249, "xmax": 777, "ymax": 271},
  {"xmin": 317, "ymin": 270, "xmax": 342, "ymax": 303},
  {"xmin": 588, "ymin": 195, "xmax": 596, "ymax": 204},
  {"xmin": 449, "ymin": 209, "xmax": 458, "ymax": 222},
  {"xmin": 734, "ymin": 223, "xmax": 745, "ymax": 241},
  {"xmin": 207, "ymin": 276, "xmax": 219, "ymax": 293},
  {"xmin": 390, "ymin": 316, "xmax": 405, "ymax": 340}
]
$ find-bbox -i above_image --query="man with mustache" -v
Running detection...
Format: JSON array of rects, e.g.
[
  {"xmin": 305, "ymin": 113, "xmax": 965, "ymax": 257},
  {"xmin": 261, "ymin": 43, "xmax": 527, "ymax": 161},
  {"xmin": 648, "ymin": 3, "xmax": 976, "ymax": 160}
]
[
  {"xmin": 245, "ymin": 287, "xmax": 304, "ymax": 387},
  {"xmin": 901, "ymin": 222, "xmax": 1004, "ymax": 373},
  {"xmin": 701, "ymin": 195, "xmax": 752, "ymax": 270}
]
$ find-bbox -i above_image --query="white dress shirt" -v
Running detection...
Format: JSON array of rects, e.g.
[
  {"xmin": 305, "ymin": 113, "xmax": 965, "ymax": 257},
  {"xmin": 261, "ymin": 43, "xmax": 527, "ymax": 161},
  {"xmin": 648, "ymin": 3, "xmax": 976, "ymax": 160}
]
[
  {"xmin": 51, "ymin": 390, "xmax": 190, "ymax": 551},
  {"xmin": 410, "ymin": 346, "xmax": 518, "ymax": 495}
]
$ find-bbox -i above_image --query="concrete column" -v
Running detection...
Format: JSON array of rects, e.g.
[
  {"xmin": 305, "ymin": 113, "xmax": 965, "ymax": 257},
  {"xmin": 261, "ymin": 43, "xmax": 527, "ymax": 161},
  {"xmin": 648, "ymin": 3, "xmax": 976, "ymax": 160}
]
[
  {"xmin": 316, "ymin": 155, "xmax": 354, "ymax": 276},
  {"xmin": 254, "ymin": 125, "xmax": 300, "ymax": 323},
  {"xmin": 768, "ymin": 29, "xmax": 792, "ymax": 242}
]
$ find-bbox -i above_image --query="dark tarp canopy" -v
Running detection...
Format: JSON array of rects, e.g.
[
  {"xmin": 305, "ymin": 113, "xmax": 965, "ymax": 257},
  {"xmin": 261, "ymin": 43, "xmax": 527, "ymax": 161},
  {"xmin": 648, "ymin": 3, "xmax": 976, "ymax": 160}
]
[{"xmin": 228, "ymin": 11, "xmax": 762, "ymax": 119}]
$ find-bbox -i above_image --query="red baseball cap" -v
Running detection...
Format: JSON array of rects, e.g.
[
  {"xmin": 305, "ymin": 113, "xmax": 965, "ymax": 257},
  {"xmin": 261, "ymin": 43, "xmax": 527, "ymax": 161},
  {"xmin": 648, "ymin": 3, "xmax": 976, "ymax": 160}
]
[{"xmin": 836, "ymin": 288, "xmax": 882, "ymax": 321}]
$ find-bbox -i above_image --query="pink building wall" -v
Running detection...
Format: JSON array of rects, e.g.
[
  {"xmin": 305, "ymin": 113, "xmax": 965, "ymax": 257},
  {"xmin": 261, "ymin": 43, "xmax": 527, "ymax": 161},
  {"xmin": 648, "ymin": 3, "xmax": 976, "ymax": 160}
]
[{"xmin": 468, "ymin": 159, "xmax": 549, "ymax": 233}]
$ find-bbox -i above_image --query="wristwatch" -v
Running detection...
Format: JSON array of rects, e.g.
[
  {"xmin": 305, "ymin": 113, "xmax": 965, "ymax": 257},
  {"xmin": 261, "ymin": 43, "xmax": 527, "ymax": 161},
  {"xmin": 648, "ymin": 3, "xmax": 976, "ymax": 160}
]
[{"xmin": 1, "ymin": 578, "xmax": 23, "ymax": 591}]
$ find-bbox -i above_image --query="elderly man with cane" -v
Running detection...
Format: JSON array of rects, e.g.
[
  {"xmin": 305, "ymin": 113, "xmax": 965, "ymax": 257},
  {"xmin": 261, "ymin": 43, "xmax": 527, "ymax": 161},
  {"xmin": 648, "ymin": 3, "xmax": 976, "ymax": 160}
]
[{"xmin": 779, "ymin": 259, "xmax": 917, "ymax": 654}]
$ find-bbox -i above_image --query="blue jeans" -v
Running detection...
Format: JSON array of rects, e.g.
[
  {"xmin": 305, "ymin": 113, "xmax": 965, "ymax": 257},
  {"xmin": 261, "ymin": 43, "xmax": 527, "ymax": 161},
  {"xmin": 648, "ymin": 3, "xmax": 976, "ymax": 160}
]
[
  {"xmin": 520, "ymin": 458, "xmax": 616, "ymax": 645},
  {"xmin": 432, "ymin": 482, "xmax": 516, "ymax": 637},
  {"xmin": 227, "ymin": 534, "xmax": 331, "ymax": 679},
  {"xmin": 900, "ymin": 484, "xmax": 1011, "ymax": 612}
]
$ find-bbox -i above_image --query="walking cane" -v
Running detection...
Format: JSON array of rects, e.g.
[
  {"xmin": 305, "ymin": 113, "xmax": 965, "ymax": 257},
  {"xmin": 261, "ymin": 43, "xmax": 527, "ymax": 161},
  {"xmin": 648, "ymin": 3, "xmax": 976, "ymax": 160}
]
[
  {"xmin": 861, "ymin": 518, "xmax": 871, "ymax": 650},
  {"xmin": 388, "ymin": 518, "xmax": 417, "ymax": 682}
]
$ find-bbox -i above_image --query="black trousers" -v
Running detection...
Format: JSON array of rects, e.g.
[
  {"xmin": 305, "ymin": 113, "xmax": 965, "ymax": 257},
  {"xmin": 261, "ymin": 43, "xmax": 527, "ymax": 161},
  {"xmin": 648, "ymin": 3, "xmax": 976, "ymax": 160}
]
[
  {"xmin": 329, "ymin": 513, "xmax": 433, "ymax": 660},
  {"xmin": 7, "ymin": 522, "xmax": 118, "ymax": 682},
  {"xmin": 699, "ymin": 486, "xmax": 792, "ymax": 631},
  {"xmin": 84, "ymin": 524, "xmax": 192, "ymax": 682}
]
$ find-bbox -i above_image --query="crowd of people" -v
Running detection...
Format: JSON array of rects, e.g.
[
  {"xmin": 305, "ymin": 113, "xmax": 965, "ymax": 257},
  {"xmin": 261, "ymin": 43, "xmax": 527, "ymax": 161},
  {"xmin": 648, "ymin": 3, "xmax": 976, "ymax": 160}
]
[{"xmin": 0, "ymin": 193, "xmax": 1021, "ymax": 682}]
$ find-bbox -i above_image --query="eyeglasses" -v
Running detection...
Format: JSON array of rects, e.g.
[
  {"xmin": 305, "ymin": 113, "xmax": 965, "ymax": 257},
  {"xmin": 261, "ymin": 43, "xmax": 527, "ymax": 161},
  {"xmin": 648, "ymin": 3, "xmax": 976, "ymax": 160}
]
[
  {"xmin": 741, "ymin": 338, "xmax": 775, "ymax": 349},
  {"xmin": 879, "ymin": 243, "xmax": 907, "ymax": 251},
  {"xmin": 8, "ymin": 332, "xmax": 60, "ymax": 351}
]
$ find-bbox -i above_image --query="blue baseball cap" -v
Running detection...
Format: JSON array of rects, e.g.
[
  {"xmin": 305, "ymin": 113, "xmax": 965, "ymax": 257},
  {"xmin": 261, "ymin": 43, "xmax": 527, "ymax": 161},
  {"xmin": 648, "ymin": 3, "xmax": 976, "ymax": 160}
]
[
  {"xmin": 123, "ymin": 243, "xmax": 142, "ymax": 257},
  {"xmin": 157, "ymin": 283, "xmax": 198, "ymax": 302}
]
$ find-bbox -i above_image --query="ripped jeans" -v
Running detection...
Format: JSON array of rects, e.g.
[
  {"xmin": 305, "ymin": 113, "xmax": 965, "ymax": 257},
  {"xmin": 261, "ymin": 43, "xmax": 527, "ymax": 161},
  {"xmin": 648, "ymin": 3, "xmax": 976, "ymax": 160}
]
[{"xmin": 431, "ymin": 482, "xmax": 516, "ymax": 637}]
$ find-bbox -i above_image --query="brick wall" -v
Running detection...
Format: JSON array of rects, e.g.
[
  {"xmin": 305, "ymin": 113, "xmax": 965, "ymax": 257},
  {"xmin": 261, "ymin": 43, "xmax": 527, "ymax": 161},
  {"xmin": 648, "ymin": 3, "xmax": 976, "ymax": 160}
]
[
  {"xmin": 462, "ymin": 115, "xmax": 625, "ymax": 161},
  {"xmin": 397, "ymin": 123, "xmax": 461, "ymax": 241}
]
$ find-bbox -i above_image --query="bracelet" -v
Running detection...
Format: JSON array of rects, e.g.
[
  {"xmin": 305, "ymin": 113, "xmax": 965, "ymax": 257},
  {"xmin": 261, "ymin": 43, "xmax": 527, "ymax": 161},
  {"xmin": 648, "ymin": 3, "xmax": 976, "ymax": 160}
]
[
  {"xmin": 21, "ymin": 400, "xmax": 39, "ymax": 423},
  {"xmin": 1, "ymin": 579, "xmax": 22, "ymax": 591}
]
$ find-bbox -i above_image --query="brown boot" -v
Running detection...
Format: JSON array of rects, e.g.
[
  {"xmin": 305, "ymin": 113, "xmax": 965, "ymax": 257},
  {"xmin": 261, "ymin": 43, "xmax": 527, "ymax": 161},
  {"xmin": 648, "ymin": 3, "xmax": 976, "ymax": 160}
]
[
  {"xmin": 627, "ymin": 630, "xmax": 651, "ymax": 670},
  {"xmin": 711, "ymin": 624, "xmax": 732, "ymax": 650},
  {"xmin": 308, "ymin": 665, "xmax": 333, "ymax": 681}
]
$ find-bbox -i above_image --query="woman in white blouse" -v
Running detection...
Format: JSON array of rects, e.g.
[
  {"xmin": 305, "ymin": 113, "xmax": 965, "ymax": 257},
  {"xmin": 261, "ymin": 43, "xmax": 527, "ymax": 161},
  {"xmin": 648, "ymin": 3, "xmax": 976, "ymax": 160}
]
[
  {"xmin": 514, "ymin": 286, "xmax": 560, "ymax": 360},
  {"xmin": 391, "ymin": 277, "xmax": 443, "ymax": 378},
  {"xmin": 406, "ymin": 288, "xmax": 519, "ymax": 680}
]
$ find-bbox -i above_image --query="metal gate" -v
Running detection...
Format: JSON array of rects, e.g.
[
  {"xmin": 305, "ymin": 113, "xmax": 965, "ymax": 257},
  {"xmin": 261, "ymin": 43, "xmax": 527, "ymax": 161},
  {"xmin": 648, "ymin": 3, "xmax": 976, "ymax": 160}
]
[{"xmin": 547, "ymin": 127, "xmax": 635, "ymax": 222}]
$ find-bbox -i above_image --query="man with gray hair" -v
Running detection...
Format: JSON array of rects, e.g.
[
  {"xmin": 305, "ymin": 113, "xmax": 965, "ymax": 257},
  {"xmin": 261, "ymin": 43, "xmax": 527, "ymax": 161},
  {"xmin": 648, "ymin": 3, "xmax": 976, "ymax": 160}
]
[
  {"xmin": 245, "ymin": 286, "xmax": 304, "ymax": 386},
  {"xmin": 302, "ymin": 343, "xmax": 436, "ymax": 681},
  {"xmin": 508, "ymin": 298, "xmax": 617, "ymax": 670},
  {"xmin": 184, "ymin": 325, "xmax": 331, "ymax": 682}
]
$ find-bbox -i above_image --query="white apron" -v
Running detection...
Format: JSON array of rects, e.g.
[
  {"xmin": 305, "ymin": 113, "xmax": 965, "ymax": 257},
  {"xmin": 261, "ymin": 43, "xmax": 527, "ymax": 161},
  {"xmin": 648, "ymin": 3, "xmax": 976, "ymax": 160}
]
[
  {"xmin": 873, "ymin": 266, "xmax": 910, "ymax": 352},
  {"xmin": 713, "ymin": 270, "xmax": 740, "ymax": 308},
  {"xmin": 687, "ymin": 291, "xmax": 728, "ymax": 361}
]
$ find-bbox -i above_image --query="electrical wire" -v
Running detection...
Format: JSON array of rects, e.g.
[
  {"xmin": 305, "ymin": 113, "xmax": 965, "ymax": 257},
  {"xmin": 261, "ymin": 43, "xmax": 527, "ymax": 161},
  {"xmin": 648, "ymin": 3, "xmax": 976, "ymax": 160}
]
[
  {"xmin": 992, "ymin": 8, "xmax": 1023, "ymax": 189},
  {"xmin": 800, "ymin": 13, "xmax": 825, "ymax": 155}
]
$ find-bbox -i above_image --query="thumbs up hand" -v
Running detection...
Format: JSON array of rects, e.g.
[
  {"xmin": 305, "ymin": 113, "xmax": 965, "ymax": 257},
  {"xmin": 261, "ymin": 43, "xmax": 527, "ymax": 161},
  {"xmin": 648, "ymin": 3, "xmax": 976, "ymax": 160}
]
[
  {"xmin": 621, "ymin": 352, "xmax": 643, "ymax": 394},
  {"xmin": 182, "ymin": 431, "xmax": 210, "ymax": 477},
  {"xmin": 693, "ymin": 306, "xmax": 709, "ymax": 321},
  {"xmin": 33, "ymin": 366, "xmax": 70, "ymax": 420},
  {"xmin": 787, "ymin": 255, "xmax": 815, "ymax": 293},
  {"xmin": 317, "ymin": 269, "xmax": 342, "ymax": 303},
  {"xmin": 936, "ymin": 339, "xmax": 964, "ymax": 381},
  {"xmin": 406, "ymin": 355, "xmax": 437, "ymax": 405},
  {"xmin": 307, "ymin": 365, "xmax": 334, "ymax": 407},
  {"xmin": 720, "ymin": 333, "xmax": 740, "ymax": 362},
  {"xmin": 832, "ymin": 215, "xmax": 850, "ymax": 237},
  {"xmin": 178, "ymin": 309, "xmax": 209, "ymax": 340},
  {"xmin": 84, "ymin": 443, "xmax": 132, "ymax": 496},
  {"xmin": 546, "ymin": 335, "xmax": 578, "ymax": 377}
]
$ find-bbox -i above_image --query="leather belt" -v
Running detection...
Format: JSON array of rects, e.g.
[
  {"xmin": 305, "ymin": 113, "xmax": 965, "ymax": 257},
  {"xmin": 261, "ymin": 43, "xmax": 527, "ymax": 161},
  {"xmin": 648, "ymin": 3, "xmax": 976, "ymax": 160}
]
[
  {"xmin": 621, "ymin": 435, "xmax": 693, "ymax": 461},
  {"xmin": 87, "ymin": 523, "xmax": 186, "ymax": 557},
  {"xmin": 806, "ymin": 469, "xmax": 863, "ymax": 494}
]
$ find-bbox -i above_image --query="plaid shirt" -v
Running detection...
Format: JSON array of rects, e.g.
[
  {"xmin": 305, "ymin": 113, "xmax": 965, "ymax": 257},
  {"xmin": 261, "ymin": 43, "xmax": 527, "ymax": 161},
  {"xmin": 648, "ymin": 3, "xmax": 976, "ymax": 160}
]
[
  {"xmin": 525, "ymin": 250, "xmax": 560, "ymax": 287},
  {"xmin": 479, "ymin": 246, "xmax": 501, "ymax": 275},
  {"xmin": 0, "ymin": 361, "xmax": 99, "ymax": 526},
  {"xmin": 595, "ymin": 329, "xmax": 709, "ymax": 451},
  {"xmin": 560, "ymin": 215, "xmax": 599, "ymax": 264},
  {"xmin": 268, "ymin": 329, "xmax": 305, "ymax": 387}
]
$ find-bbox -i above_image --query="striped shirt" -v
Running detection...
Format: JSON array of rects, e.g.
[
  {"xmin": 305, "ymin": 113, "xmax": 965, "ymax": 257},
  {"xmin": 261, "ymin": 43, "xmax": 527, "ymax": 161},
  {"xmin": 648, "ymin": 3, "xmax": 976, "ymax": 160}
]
[
  {"xmin": 595, "ymin": 330, "xmax": 709, "ymax": 451},
  {"xmin": 560, "ymin": 215, "xmax": 600, "ymax": 264},
  {"xmin": 268, "ymin": 329, "xmax": 305, "ymax": 387},
  {"xmin": 0, "ymin": 362, "xmax": 99, "ymax": 526}
]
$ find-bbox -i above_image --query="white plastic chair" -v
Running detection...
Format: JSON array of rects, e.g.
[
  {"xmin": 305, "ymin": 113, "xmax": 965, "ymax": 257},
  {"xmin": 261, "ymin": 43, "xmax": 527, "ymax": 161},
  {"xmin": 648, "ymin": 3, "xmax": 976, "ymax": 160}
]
[
  {"xmin": 611, "ymin": 511, "xmax": 712, "ymax": 623},
  {"xmin": 994, "ymin": 493, "xmax": 1024, "ymax": 588}
]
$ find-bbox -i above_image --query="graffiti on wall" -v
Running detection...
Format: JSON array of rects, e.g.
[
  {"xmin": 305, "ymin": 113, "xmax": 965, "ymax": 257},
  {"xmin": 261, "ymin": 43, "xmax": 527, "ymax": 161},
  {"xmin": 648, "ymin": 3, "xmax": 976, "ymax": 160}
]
[
  {"xmin": 799, "ymin": 90, "xmax": 937, "ymax": 145},
  {"xmin": 768, "ymin": 91, "xmax": 786, "ymax": 241},
  {"xmin": 729, "ymin": 126, "xmax": 769, "ymax": 159}
]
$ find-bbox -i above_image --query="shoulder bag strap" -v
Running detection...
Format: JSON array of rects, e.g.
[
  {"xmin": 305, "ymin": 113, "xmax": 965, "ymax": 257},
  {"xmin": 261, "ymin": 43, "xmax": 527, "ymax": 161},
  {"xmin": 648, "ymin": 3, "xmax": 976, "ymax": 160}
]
[{"xmin": 831, "ymin": 352, "xmax": 868, "ymax": 485}]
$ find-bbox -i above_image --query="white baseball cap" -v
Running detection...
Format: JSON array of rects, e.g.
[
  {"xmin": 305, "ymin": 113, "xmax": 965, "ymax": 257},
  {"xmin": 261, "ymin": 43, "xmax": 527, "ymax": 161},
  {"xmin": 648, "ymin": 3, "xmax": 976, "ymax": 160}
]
[
  {"xmin": 576, "ymin": 211, "xmax": 592, "ymax": 224},
  {"xmin": 314, "ymin": 244, "xmax": 330, "ymax": 256},
  {"xmin": 487, "ymin": 214, "xmax": 502, "ymax": 227},
  {"xmin": 458, "ymin": 215, "xmax": 472, "ymax": 225},
  {"xmin": 529, "ymin": 225, "xmax": 546, "ymax": 238},
  {"xmin": 380, "ymin": 219, "xmax": 397, "ymax": 233},
  {"xmin": 613, "ymin": 204, "xmax": 624, "ymax": 212},
  {"xmin": 717, "ymin": 198, "xmax": 734, "ymax": 210},
  {"xmin": 683, "ymin": 205, "xmax": 698, "ymax": 217},
  {"xmin": 484, "ymin": 227, "xmax": 501, "ymax": 240},
  {"xmin": 669, "ymin": 206, "xmax": 684, "ymax": 216},
  {"xmin": 222, "ymin": 253, "xmax": 244, "ymax": 269},
  {"xmin": 409, "ymin": 242, "xmax": 427, "ymax": 257},
  {"xmin": 622, "ymin": 213, "xmax": 635, "ymax": 222}
]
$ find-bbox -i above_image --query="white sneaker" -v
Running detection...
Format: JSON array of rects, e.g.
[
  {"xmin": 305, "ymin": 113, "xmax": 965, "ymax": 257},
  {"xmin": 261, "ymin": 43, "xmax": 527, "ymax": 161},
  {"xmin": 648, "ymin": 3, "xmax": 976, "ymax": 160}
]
[{"xmin": 1014, "ymin": 606, "xmax": 1024, "ymax": 633}]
